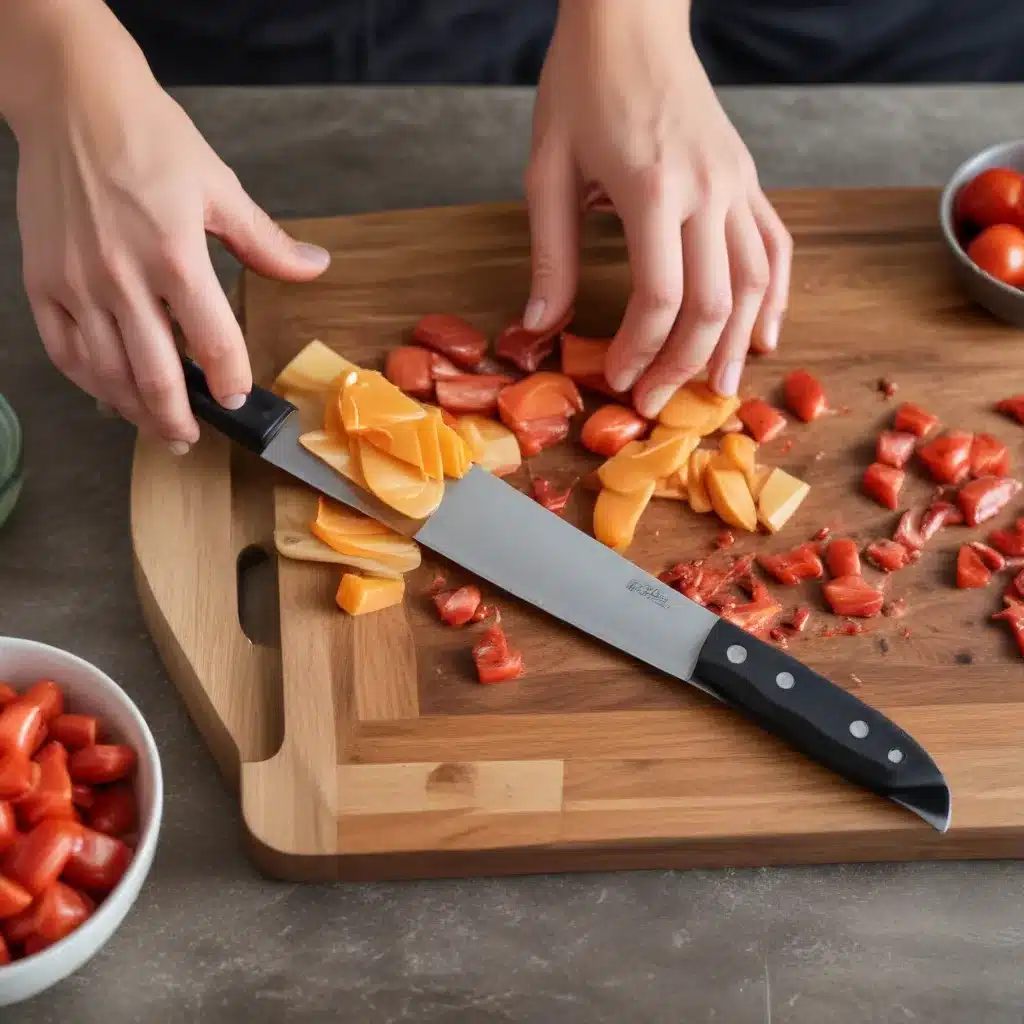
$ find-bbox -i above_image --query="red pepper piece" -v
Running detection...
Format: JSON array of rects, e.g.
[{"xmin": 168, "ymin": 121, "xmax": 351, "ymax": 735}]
[
  {"xmin": 864, "ymin": 540, "xmax": 914, "ymax": 573},
  {"xmin": 737, "ymin": 398, "xmax": 787, "ymax": 443},
  {"xmin": 0, "ymin": 701, "xmax": 46, "ymax": 757},
  {"xmin": 715, "ymin": 530, "xmax": 736, "ymax": 550},
  {"xmin": 958, "ymin": 476, "xmax": 1022, "ymax": 527},
  {"xmin": 0, "ymin": 933, "xmax": 9, "ymax": 965},
  {"xmin": 48, "ymin": 715, "xmax": 98, "ymax": 751},
  {"xmin": 920, "ymin": 500, "xmax": 964, "ymax": 540},
  {"xmin": 918, "ymin": 431, "xmax": 973, "ymax": 485},
  {"xmin": 0, "ymin": 873, "xmax": 33, "ymax": 919},
  {"xmin": 992, "ymin": 603, "xmax": 1024, "ymax": 657},
  {"xmin": 60, "ymin": 827, "xmax": 132, "ymax": 895},
  {"xmin": 970, "ymin": 433, "xmax": 1011, "ymax": 477},
  {"xmin": 969, "ymin": 541, "xmax": 1007, "ymax": 572},
  {"xmin": 580, "ymin": 405, "xmax": 648, "ymax": 458},
  {"xmin": 720, "ymin": 588, "xmax": 783, "ymax": 638},
  {"xmin": 411, "ymin": 313, "xmax": 488, "ymax": 369},
  {"xmin": 17, "ymin": 741, "xmax": 74, "ymax": 829},
  {"xmin": 757, "ymin": 544, "xmax": 825, "ymax": 585},
  {"xmin": 826, "ymin": 538, "xmax": 861, "ymax": 578},
  {"xmin": 0, "ymin": 750, "xmax": 39, "ymax": 802},
  {"xmin": 435, "ymin": 374, "xmax": 512, "ymax": 416},
  {"xmin": 876, "ymin": 430, "xmax": 917, "ymax": 469},
  {"xmin": 513, "ymin": 415, "xmax": 570, "ymax": 457},
  {"xmin": 862, "ymin": 462, "xmax": 905, "ymax": 510},
  {"xmin": 530, "ymin": 478, "xmax": 572, "ymax": 516},
  {"xmin": 894, "ymin": 402, "xmax": 939, "ymax": 438},
  {"xmin": 21, "ymin": 682, "xmax": 63, "ymax": 723},
  {"xmin": 87, "ymin": 782, "xmax": 137, "ymax": 838},
  {"xmin": 787, "ymin": 607, "xmax": 812, "ymax": 632},
  {"xmin": 956, "ymin": 545, "xmax": 991, "ymax": 589},
  {"xmin": 472, "ymin": 626, "xmax": 525, "ymax": 684},
  {"xmin": 989, "ymin": 518, "xmax": 1024, "ymax": 557},
  {"xmin": 30, "ymin": 881, "xmax": 94, "ymax": 946},
  {"xmin": 494, "ymin": 308, "xmax": 573, "ymax": 373},
  {"xmin": 384, "ymin": 346, "xmax": 434, "ymax": 400},
  {"xmin": 822, "ymin": 575, "xmax": 884, "ymax": 618},
  {"xmin": 2, "ymin": 819, "xmax": 81, "ymax": 896},
  {"xmin": 433, "ymin": 585, "xmax": 483, "ymax": 627},
  {"xmin": 0, "ymin": 685, "xmax": 16, "ymax": 710},
  {"xmin": 0, "ymin": 799, "xmax": 16, "ymax": 854},
  {"xmin": 67, "ymin": 745, "xmax": 138, "ymax": 786},
  {"xmin": 429, "ymin": 352, "xmax": 463, "ymax": 380},
  {"xmin": 782, "ymin": 369, "xmax": 828, "ymax": 422},
  {"xmin": 1006, "ymin": 569, "xmax": 1024, "ymax": 602},
  {"xmin": 71, "ymin": 784, "xmax": 94, "ymax": 811},
  {"xmin": 995, "ymin": 395, "xmax": 1024, "ymax": 424}
]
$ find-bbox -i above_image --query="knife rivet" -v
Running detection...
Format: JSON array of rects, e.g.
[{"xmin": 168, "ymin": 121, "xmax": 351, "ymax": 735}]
[
  {"xmin": 849, "ymin": 720, "xmax": 869, "ymax": 739},
  {"xmin": 775, "ymin": 671, "xmax": 795, "ymax": 690},
  {"xmin": 726, "ymin": 645, "xmax": 747, "ymax": 664},
  {"xmin": 888, "ymin": 748, "xmax": 904, "ymax": 764}
]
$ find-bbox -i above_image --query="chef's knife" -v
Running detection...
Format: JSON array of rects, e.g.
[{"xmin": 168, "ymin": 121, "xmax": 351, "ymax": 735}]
[{"xmin": 182, "ymin": 357, "xmax": 951, "ymax": 831}]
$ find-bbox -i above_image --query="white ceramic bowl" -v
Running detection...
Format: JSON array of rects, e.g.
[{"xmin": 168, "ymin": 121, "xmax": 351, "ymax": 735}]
[{"xmin": 0, "ymin": 638, "xmax": 163, "ymax": 1006}]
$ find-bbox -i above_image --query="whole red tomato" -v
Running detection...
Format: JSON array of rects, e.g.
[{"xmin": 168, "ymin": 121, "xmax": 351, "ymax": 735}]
[
  {"xmin": 956, "ymin": 168, "xmax": 1024, "ymax": 229},
  {"xmin": 966, "ymin": 223, "xmax": 1024, "ymax": 286}
]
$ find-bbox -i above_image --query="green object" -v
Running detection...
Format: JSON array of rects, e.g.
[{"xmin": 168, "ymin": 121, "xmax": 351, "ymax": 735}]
[{"xmin": 0, "ymin": 393, "xmax": 23, "ymax": 529}]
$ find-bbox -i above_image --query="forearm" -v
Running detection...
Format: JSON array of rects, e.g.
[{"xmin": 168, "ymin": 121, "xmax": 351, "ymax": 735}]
[{"xmin": 0, "ymin": 0, "xmax": 148, "ymax": 138}]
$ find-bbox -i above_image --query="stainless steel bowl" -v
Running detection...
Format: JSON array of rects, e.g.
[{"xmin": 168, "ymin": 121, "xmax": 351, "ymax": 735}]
[{"xmin": 939, "ymin": 138, "xmax": 1024, "ymax": 327}]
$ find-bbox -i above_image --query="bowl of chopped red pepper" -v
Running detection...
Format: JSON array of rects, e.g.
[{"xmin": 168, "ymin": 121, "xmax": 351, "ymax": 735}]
[
  {"xmin": 940, "ymin": 139, "xmax": 1024, "ymax": 326},
  {"xmin": 0, "ymin": 637, "xmax": 163, "ymax": 1006}
]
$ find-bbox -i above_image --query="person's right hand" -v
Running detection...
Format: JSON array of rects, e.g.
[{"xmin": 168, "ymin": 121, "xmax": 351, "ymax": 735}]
[{"xmin": 11, "ymin": 2, "xmax": 330, "ymax": 453}]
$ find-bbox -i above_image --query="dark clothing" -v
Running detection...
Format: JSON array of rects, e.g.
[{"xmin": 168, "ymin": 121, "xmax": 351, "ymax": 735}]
[{"xmin": 109, "ymin": 0, "xmax": 1024, "ymax": 87}]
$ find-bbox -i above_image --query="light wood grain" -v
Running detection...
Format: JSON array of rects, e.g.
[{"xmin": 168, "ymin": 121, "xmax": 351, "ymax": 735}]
[{"xmin": 132, "ymin": 190, "xmax": 1024, "ymax": 881}]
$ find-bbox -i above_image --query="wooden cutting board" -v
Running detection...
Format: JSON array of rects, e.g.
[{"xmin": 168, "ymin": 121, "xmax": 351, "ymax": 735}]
[{"xmin": 131, "ymin": 189, "xmax": 1024, "ymax": 882}]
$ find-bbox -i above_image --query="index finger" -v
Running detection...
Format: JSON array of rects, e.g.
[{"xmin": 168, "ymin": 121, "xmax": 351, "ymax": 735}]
[
  {"xmin": 603, "ymin": 174, "xmax": 684, "ymax": 394},
  {"xmin": 164, "ymin": 255, "xmax": 253, "ymax": 408}
]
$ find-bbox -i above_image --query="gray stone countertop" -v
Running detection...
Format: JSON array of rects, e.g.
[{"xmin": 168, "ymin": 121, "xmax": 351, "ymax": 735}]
[{"xmin": 2, "ymin": 86, "xmax": 1023, "ymax": 1023}]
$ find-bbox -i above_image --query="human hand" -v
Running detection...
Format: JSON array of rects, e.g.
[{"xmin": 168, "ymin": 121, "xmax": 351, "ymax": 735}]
[
  {"xmin": 10, "ymin": 1, "xmax": 330, "ymax": 452},
  {"xmin": 524, "ymin": 0, "xmax": 792, "ymax": 418}
]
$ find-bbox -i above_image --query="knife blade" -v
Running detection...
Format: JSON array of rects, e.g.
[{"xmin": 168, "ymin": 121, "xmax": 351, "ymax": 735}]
[{"xmin": 182, "ymin": 357, "xmax": 951, "ymax": 832}]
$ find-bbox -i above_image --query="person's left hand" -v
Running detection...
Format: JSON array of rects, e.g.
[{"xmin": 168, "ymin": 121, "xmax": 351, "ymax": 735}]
[{"xmin": 523, "ymin": 0, "xmax": 792, "ymax": 418}]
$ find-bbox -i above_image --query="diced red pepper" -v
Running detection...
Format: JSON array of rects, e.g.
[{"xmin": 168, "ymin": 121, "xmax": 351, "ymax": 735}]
[
  {"xmin": 21, "ymin": 682, "xmax": 63, "ymax": 723},
  {"xmin": 0, "ymin": 873, "xmax": 33, "ymax": 919},
  {"xmin": 969, "ymin": 541, "xmax": 1006, "ymax": 572},
  {"xmin": 782, "ymin": 369, "xmax": 828, "ymax": 422},
  {"xmin": 785, "ymin": 607, "xmax": 812, "ymax": 632},
  {"xmin": 384, "ymin": 346, "xmax": 434, "ymax": 399},
  {"xmin": 560, "ymin": 332, "xmax": 609, "ymax": 380},
  {"xmin": 67, "ymin": 745, "xmax": 137, "ymax": 786},
  {"xmin": 862, "ymin": 462, "xmax": 905, "ymax": 510},
  {"xmin": 2, "ymin": 819, "xmax": 81, "ymax": 896},
  {"xmin": 0, "ymin": 750, "xmax": 39, "ymax": 802},
  {"xmin": 429, "ymin": 352, "xmax": 463, "ymax": 380},
  {"xmin": 513, "ymin": 416, "xmax": 570, "ymax": 457},
  {"xmin": 996, "ymin": 395, "xmax": 1024, "ymax": 424},
  {"xmin": 60, "ymin": 827, "xmax": 132, "ymax": 895},
  {"xmin": 956, "ymin": 545, "xmax": 991, "ymax": 589},
  {"xmin": 1006, "ymin": 569, "xmax": 1024, "ymax": 602},
  {"xmin": 826, "ymin": 538, "xmax": 861, "ymax": 578},
  {"xmin": 530, "ymin": 477, "xmax": 572, "ymax": 516},
  {"xmin": 0, "ymin": 933, "xmax": 9, "ymax": 965},
  {"xmin": 0, "ymin": 701, "xmax": 46, "ymax": 757},
  {"xmin": 17, "ymin": 740, "xmax": 74, "ymax": 829},
  {"xmin": 71, "ymin": 784, "xmax": 94, "ymax": 810},
  {"xmin": 433, "ymin": 586, "xmax": 483, "ymax": 627},
  {"xmin": 757, "ymin": 544, "xmax": 824, "ymax": 585},
  {"xmin": 715, "ymin": 530, "xmax": 736, "ymax": 550},
  {"xmin": 894, "ymin": 402, "xmax": 939, "ymax": 438},
  {"xmin": 0, "ymin": 800, "xmax": 14, "ymax": 856},
  {"xmin": 970, "ymin": 433, "xmax": 1011, "ymax": 477},
  {"xmin": 918, "ymin": 431, "xmax": 973, "ymax": 485},
  {"xmin": 411, "ymin": 313, "xmax": 488, "ymax": 369},
  {"xmin": 957, "ymin": 476, "xmax": 1023, "ymax": 527},
  {"xmin": 864, "ymin": 539, "xmax": 914, "ymax": 573},
  {"xmin": 878, "ymin": 378, "xmax": 898, "ymax": 398},
  {"xmin": 29, "ymin": 881, "xmax": 94, "ymax": 945},
  {"xmin": 823, "ymin": 575, "xmax": 884, "ymax": 617},
  {"xmin": 472, "ymin": 626, "xmax": 525, "ymax": 684},
  {"xmin": 0, "ymin": 685, "xmax": 16, "ymax": 710},
  {"xmin": 580, "ymin": 405, "xmax": 648, "ymax": 458},
  {"xmin": 989, "ymin": 518, "xmax": 1024, "ymax": 557},
  {"xmin": 876, "ymin": 430, "xmax": 917, "ymax": 469},
  {"xmin": 494, "ymin": 308, "xmax": 573, "ymax": 373},
  {"xmin": 920, "ymin": 500, "xmax": 964, "ymax": 540},
  {"xmin": 498, "ymin": 372, "xmax": 583, "ymax": 430},
  {"xmin": 87, "ymin": 782, "xmax": 137, "ymax": 837},
  {"xmin": 737, "ymin": 399, "xmax": 787, "ymax": 443},
  {"xmin": 992, "ymin": 603, "xmax": 1024, "ymax": 657},
  {"xmin": 435, "ymin": 374, "xmax": 512, "ymax": 416},
  {"xmin": 720, "ymin": 589, "xmax": 783, "ymax": 638},
  {"xmin": 48, "ymin": 715, "xmax": 98, "ymax": 751}
]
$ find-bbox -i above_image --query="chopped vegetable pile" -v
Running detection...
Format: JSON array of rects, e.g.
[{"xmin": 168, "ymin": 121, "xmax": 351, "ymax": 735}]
[
  {"xmin": 271, "ymin": 315, "xmax": 1024, "ymax": 681},
  {"xmin": 0, "ymin": 680, "xmax": 139, "ymax": 965}
]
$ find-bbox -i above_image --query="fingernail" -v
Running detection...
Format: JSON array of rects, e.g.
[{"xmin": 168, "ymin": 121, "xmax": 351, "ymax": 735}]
[
  {"xmin": 168, "ymin": 440, "xmax": 191, "ymax": 456},
  {"xmin": 716, "ymin": 360, "xmax": 743, "ymax": 397},
  {"xmin": 523, "ymin": 298, "xmax": 546, "ymax": 331},
  {"xmin": 221, "ymin": 393, "xmax": 247, "ymax": 410},
  {"xmin": 638, "ymin": 384, "xmax": 677, "ymax": 418},
  {"xmin": 296, "ymin": 242, "xmax": 331, "ymax": 270},
  {"xmin": 760, "ymin": 319, "xmax": 780, "ymax": 352}
]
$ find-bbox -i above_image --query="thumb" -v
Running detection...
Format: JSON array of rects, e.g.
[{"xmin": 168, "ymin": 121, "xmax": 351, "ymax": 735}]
[
  {"xmin": 523, "ymin": 148, "xmax": 579, "ymax": 331},
  {"xmin": 207, "ymin": 179, "xmax": 331, "ymax": 281}
]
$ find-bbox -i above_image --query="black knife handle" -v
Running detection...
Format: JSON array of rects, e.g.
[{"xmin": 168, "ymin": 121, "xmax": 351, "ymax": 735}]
[
  {"xmin": 181, "ymin": 356, "xmax": 295, "ymax": 454},
  {"xmin": 695, "ymin": 619, "xmax": 948, "ymax": 814}
]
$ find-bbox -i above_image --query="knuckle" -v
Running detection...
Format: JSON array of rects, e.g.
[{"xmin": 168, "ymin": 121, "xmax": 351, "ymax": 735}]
[
  {"xmin": 691, "ymin": 289, "xmax": 733, "ymax": 326},
  {"xmin": 737, "ymin": 255, "xmax": 771, "ymax": 297},
  {"xmin": 634, "ymin": 278, "xmax": 683, "ymax": 317},
  {"xmin": 135, "ymin": 373, "xmax": 179, "ymax": 409},
  {"xmin": 632, "ymin": 162, "xmax": 671, "ymax": 206},
  {"xmin": 153, "ymin": 234, "xmax": 195, "ymax": 288}
]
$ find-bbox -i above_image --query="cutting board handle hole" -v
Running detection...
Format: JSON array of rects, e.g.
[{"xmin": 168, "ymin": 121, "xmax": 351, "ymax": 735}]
[{"xmin": 236, "ymin": 544, "xmax": 280, "ymax": 649}]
